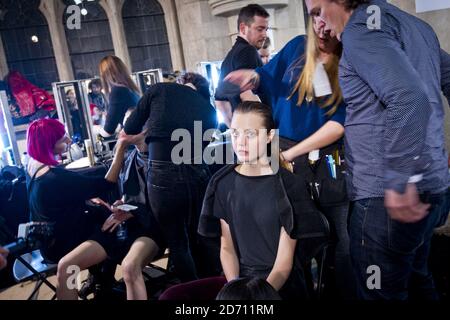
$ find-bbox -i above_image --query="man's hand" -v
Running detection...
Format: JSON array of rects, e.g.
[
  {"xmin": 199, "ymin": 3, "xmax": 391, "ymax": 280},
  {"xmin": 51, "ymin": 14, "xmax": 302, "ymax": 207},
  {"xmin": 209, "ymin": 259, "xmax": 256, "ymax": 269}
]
[
  {"xmin": 385, "ymin": 184, "xmax": 430, "ymax": 223},
  {"xmin": 225, "ymin": 70, "xmax": 258, "ymax": 92},
  {"xmin": 0, "ymin": 246, "xmax": 9, "ymax": 270}
]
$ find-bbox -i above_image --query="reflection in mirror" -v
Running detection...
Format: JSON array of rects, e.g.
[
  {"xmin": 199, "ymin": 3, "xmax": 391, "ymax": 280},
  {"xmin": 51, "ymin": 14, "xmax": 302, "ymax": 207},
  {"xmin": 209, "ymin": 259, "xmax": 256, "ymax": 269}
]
[
  {"xmin": 53, "ymin": 81, "xmax": 96, "ymax": 165},
  {"xmin": 57, "ymin": 84, "xmax": 89, "ymax": 143},
  {"xmin": 87, "ymin": 78, "xmax": 107, "ymax": 127},
  {"xmin": 134, "ymin": 69, "xmax": 163, "ymax": 94}
]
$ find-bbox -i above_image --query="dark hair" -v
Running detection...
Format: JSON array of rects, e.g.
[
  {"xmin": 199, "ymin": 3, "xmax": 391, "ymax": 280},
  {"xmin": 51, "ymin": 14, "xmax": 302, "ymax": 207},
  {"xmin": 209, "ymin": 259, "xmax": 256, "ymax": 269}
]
[
  {"xmin": 180, "ymin": 72, "xmax": 211, "ymax": 101},
  {"xmin": 234, "ymin": 101, "xmax": 275, "ymax": 130},
  {"xmin": 216, "ymin": 278, "xmax": 281, "ymax": 300},
  {"xmin": 88, "ymin": 78, "xmax": 102, "ymax": 90},
  {"xmin": 261, "ymin": 37, "xmax": 271, "ymax": 49},
  {"xmin": 335, "ymin": 0, "xmax": 369, "ymax": 10},
  {"xmin": 237, "ymin": 4, "xmax": 270, "ymax": 31}
]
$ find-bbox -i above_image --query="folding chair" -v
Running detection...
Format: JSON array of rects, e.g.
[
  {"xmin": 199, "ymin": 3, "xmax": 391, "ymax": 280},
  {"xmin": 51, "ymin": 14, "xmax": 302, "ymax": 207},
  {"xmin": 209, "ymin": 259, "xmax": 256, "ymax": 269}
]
[
  {"xmin": 12, "ymin": 249, "xmax": 57, "ymax": 300},
  {"xmin": 6, "ymin": 222, "xmax": 57, "ymax": 300}
]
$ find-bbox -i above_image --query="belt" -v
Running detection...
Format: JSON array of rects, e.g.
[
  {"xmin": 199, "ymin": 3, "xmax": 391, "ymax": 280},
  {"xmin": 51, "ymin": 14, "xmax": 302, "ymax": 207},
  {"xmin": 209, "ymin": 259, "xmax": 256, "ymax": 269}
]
[{"xmin": 147, "ymin": 140, "xmax": 175, "ymax": 161}]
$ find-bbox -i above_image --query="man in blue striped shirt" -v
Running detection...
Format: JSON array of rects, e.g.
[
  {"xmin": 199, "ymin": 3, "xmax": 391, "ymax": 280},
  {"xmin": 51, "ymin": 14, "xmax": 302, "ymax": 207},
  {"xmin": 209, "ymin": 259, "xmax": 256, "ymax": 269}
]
[{"xmin": 305, "ymin": 0, "xmax": 450, "ymax": 300}]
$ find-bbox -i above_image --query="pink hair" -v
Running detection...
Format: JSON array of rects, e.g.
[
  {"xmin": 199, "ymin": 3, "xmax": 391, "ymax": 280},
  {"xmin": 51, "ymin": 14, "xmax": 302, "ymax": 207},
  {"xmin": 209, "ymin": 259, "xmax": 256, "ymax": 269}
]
[{"xmin": 27, "ymin": 119, "xmax": 66, "ymax": 166}]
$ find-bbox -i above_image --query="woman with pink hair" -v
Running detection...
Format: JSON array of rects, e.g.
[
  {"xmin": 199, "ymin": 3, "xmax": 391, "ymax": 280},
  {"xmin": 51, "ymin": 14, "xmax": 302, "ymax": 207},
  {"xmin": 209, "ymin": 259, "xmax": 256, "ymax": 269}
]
[{"xmin": 26, "ymin": 118, "xmax": 133, "ymax": 263}]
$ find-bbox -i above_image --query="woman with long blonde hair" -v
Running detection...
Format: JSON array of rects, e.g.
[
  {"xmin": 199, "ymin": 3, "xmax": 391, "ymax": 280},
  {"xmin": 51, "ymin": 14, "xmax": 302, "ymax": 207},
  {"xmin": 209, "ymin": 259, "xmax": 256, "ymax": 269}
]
[
  {"xmin": 98, "ymin": 55, "xmax": 140, "ymax": 138},
  {"xmin": 225, "ymin": 16, "xmax": 355, "ymax": 300}
]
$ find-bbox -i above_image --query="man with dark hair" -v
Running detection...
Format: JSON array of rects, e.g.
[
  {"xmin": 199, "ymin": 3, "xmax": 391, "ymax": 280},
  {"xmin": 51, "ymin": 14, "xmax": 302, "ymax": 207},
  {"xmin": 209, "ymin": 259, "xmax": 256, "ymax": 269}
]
[
  {"xmin": 304, "ymin": 0, "xmax": 450, "ymax": 300},
  {"xmin": 236, "ymin": 3, "xmax": 270, "ymax": 35},
  {"xmin": 88, "ymin": 78, "xmax": 107, "ymax": 113},
  {"xmin": 215, "ymin": 4, "xmax": 269, "ymax": 127}
]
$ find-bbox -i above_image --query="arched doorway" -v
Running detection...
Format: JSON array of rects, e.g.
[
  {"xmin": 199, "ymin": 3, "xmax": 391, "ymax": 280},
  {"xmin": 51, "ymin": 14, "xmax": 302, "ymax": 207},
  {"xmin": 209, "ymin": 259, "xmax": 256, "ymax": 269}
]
[
  {"xmin": 63, "ymin": 0, "xmax": 114, "ymax": 79},
  {"xmin": 0, "ymin": 0, "xmax": 58, "ymax": 89},
  {"xmin": 122, "ymin": 0, "xmax": 172, "ymax": 72}
]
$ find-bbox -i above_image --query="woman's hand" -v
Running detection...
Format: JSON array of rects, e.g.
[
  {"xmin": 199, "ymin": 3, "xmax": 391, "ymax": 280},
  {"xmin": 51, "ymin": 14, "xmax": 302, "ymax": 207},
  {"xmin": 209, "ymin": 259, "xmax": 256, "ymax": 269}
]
[
  {"xmin": 225, "ymin": 70, "xmax": 259, "ymax": 92},
  {"xmin": 111, "ymin": 206, "xmax": 134, "ymax": 222},
  {"xmin": 117, "ymin": 129, "xmax": 147, "ymax": 148},
  {"xmin": 280, "ymin": 150, "xmax": 294, "ymax": 173},
  {"xmin": 90, "ymin": 197, "xmax": 112, "ymax": 210},
  {"xmin": 101, "ymin": 210, "xmax": 133, "ymax": 233},
  {"xmin": 101, "ymin": 199, "xmax": 134, "ymax": 232},
  {"xmin": 112, "ymin": 199, "xmax": 124, "ymax": 208}
]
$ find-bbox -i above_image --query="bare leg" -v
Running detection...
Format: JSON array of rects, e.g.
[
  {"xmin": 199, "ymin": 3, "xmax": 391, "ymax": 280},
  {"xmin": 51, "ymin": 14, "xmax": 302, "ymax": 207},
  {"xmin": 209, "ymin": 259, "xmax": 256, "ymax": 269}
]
[
  {"xmin": 56, "ymin": 241, "xmax": 107, "ymax": 300},
  {"xmin": 121, "ymin": 237, "xmax": 159, "ymax": 300}
]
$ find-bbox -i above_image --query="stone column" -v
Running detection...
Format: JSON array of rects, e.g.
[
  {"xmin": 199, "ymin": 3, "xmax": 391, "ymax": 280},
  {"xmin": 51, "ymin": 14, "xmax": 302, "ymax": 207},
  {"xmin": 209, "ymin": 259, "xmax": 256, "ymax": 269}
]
[
  {"xmin": 0, "ymin": 33, "xmax": 9, "ymax": 79},
  {"xmin": 175, "ymin": 0, "xmax": 230, "ymax": 71},
  {"xmin": 158, "ymin": 0, "xmax": 186, "ymax": 71},
  {"xmin": 99, "ymin": 0, "xmax": 132, "ymax": 70},
  {"xmin": 39, "ymin": 0, "xmax": 74, "ymax": 81}
]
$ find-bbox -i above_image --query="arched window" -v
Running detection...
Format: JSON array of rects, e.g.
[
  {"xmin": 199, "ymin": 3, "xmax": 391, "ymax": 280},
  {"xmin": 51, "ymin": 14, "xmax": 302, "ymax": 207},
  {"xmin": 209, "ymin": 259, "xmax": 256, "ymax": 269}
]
[
  {"xmin": 122, "ymin": 0, "xmax": 172, "ymax": 72},
  {"xmin": 63, "ymin": 0, "xmax": 114, "ymax": 79},
  {"xmin": 0, "ymin": 0, "xmax": 58, "ymax": 89}
]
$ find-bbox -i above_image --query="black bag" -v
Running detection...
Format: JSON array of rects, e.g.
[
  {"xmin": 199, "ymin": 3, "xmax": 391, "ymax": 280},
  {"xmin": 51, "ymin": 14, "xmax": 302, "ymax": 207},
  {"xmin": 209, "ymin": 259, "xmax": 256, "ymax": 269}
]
[{"xmin": 279, "ymin": 137, "xmax": 348, "ymax": 207}]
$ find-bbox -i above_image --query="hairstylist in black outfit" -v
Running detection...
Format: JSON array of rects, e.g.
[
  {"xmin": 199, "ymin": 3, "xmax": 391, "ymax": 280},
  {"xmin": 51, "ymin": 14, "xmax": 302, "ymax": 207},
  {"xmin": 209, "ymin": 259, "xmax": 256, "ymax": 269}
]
[{"xmin": 124, "ymin": 73, "xmax": 218, "ymax": 281}]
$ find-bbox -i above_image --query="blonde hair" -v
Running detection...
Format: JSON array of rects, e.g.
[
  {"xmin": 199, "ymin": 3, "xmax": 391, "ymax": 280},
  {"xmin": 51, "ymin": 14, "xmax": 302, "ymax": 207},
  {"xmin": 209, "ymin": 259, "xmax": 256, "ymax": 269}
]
[
  {"xmin": 99, "ymin": 55, "xmax": 140, "ymax": 96},
  {"xmin": 289, "ymin": 17, "xmax": 343, "ymax": 116}
]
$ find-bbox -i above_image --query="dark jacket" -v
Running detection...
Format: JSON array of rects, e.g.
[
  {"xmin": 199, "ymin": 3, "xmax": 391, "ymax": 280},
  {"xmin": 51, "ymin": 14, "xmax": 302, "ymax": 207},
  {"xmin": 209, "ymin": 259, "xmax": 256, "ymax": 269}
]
[{"xmin": 198, "ymin": 165, "xmax": 329, "ymax": 243}]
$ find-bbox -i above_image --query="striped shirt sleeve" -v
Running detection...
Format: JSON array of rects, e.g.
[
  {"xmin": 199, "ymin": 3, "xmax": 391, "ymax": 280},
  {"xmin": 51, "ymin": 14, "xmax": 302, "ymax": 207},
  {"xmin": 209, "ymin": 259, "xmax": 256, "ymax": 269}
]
[
  {"xmin": 343, "ymin": 23, "xmax": 432, "ymax": 193},
  {"xmin": 441, "ymin": 49, "xmax": 450, "ymax": 105}
]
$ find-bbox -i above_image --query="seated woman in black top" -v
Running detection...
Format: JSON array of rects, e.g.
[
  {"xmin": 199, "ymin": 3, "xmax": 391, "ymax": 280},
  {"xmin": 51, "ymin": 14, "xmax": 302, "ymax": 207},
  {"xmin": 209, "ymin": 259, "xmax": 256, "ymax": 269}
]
[
  {"xmin": 56, "ymin": 131, "xmax": 166, "ymax": 300},
  {"xmin": 199, "ymin": 101, "xmax": 309, "ymax": 299},
  {"xmin": 26, "ymin": 118, "xmax": 131, "ymax": 265},
  {"xmin": 97, "ymin": 55, "xmax": 140, "ymax": 138},
  {"xmin": 124, "ymin": 73, "xmax": 218, "ymax": 282}
]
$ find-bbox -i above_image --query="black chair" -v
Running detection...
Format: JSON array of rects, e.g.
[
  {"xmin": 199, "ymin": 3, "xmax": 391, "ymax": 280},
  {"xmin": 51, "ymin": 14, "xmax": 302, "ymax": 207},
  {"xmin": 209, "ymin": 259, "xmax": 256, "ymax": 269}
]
[
  {"xmin": 12, "ymin": 249, "xmax": 57, "ymax": 300},
  {"xmin": 295, "ymin": 209, "xmax": 330, "ymax": 299},
  {"xmin": 284, "ymin": 176, "xmax": 331, "ymax": 300},
  {"xmin": 5, "ymin": 222, "xmax": 58, "ymax": 300}
]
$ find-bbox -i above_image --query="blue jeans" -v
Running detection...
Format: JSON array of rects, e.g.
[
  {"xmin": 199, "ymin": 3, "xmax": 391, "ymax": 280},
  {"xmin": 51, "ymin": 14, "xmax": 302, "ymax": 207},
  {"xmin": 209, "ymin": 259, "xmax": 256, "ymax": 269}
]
[
  {"xmin": 147, "ymin": 160, "xmax": 212, "ymax": 282},
  {"xmin": 349, "ymin": 192, "xmax": 449, "ymax": 300}
]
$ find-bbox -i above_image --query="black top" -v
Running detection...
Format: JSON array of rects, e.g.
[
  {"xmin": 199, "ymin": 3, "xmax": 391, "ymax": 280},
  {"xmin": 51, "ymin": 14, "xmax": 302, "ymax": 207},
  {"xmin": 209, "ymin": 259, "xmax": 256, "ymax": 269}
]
[
  {"xmin": 124, "ymin": 82, "xmax": 217, "ymax": 142},
  {"xmin": 199, "ymin": 165, "xmax": 329, "ymax": 252},
  {"xmin": 215, "ymin": 36, "xmax": 263, "ymax": 110},
  {"xmin": 103, "ymin": 86, "xmax": 140, "ymax": 135},
  {"xmin": 0, "ymin": 179, "xmax": 12, "ymax": 202},
  {"xmin": 213, "ymin": 169, "xmax": 283, "ymax": 270},
  {"xmin": 27, "ymin": 167, "xmax": 116, "ymax": 260}
]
